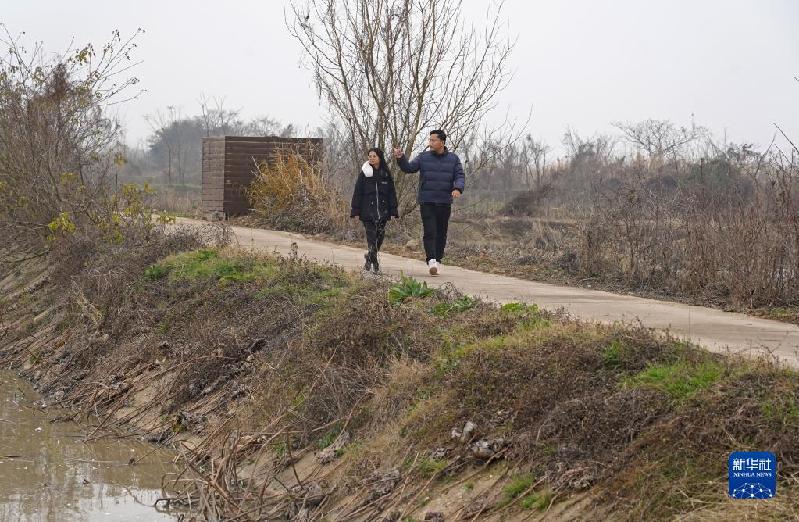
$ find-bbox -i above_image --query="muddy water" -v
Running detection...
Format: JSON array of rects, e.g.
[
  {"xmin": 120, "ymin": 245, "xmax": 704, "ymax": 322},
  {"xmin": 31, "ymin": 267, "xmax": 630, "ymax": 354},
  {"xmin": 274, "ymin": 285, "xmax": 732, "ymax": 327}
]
[{"xmin": 0, "ymin": 372, "xmax": 181, "ymax": 521}]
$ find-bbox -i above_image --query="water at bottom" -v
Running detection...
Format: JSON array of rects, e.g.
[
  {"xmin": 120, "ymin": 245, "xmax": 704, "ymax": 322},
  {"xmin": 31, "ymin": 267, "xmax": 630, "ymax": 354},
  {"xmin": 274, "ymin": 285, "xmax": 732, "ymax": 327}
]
[{"xmin": 0, "ymin": 371, "xmax": 182, "ymax": 521}]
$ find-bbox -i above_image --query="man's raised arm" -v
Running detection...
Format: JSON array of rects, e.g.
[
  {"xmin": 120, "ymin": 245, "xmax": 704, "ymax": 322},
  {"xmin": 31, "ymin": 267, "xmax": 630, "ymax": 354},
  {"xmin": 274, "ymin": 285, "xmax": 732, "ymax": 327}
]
[{"xmin": 394, "ymin": 147, "xmax": 420, "ymax": 173}]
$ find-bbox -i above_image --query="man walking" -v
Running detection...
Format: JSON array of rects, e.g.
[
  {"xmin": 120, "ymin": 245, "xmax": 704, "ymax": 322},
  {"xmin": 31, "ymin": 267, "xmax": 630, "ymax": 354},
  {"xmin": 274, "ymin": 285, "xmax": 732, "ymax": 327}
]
[{"xmin": 394, "ymin": 130, "xmax": 465, "ymax": 275}]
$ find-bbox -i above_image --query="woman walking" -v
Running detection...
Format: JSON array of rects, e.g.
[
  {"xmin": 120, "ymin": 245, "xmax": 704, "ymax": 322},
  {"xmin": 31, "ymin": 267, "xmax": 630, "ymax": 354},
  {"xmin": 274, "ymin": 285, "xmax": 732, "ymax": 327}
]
[{"xmin": 350, "ymin": 148, "xmax": 399, "ymax": 273}]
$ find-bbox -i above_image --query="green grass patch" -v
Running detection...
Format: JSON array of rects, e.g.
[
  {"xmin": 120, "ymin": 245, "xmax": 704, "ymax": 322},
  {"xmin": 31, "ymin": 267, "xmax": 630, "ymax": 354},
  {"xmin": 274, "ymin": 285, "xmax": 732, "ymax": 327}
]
[
  {"xmin": 501, "ymin": 302, "xmax": 549, "ymax": 329},
  {"xmin": 500, "ymin": 302, "xmax": 530, "ymax": 313},
  {"xmin": 434, "ymin": 329, "xmax": 511, "ymax": 377},
  {"xmin": 761, "ymin": 396, "xmax": 799, "ymax": 424},
  {"xmin": 624, "ymin": 359, "xmax": 724, "ymax": 401},
  {"xmin": 432, "ymin": 295, "xmax": 477, "ymax": 317},
  {"xmin": 272, "ymin": 441, "xmax": 287, "ymax": 457},
  {"xmin": 157, "ymin": 319, "xmax": 170, "ymax": 334},
  {"xmin": 255, "ymin": 282, "xmax": 343, "ymax": 305},
  {"xmin": 434, "ymin": 340, "xmax": 474, "ymax": 377},
  {"xmin": 389, "ymin": 275, "xmax": 432, "ymax": 303},
  {"xmin": 317, "ymin": 426, "xmax": 342, "ymax": 450},
  {"xmin": 145, "ymin": 249, "xmax": 277, "ymax": 283},
  {"xmin": 500, "ymin": 473, "xmax": 536, "ymax": 506},
  {"xmin": 521, "ymin": 489, "xmax": 553, "ymax": 511},
  {"xmin": 602, "ymin": 339, "xmax": 626, "ymax": 369},
  {"xmin": 434, "ymin": 315, "xmax": 569, "ymax": 378},
  {"xmin": 416, "ymin": 457, "xmax": 448, "ymax": 477},
  {"xmin": 143, "ymin": 263, "xmax": 170, "ymax": 280},
  {"xmin": 752, "ymin": 305, "xmax": 799, "ymax": 325},
  {"xmin": 144, "ymin": 249, "xmax": 349, "ymax": 309}
]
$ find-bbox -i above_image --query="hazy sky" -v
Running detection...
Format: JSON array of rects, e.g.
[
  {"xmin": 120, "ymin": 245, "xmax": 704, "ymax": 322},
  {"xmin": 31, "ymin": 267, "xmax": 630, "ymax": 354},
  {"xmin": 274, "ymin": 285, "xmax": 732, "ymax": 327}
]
[{"xmin": 2, "ymin": 0, "xmax": 798, "ymax": 157}]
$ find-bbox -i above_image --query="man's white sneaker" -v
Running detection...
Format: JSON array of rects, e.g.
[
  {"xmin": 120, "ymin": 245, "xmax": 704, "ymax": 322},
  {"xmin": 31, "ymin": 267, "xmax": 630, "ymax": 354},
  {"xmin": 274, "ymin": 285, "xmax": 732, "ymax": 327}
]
[{"xmin": 428, "ymin": 259, "xmax": 438, "ymax": 275}]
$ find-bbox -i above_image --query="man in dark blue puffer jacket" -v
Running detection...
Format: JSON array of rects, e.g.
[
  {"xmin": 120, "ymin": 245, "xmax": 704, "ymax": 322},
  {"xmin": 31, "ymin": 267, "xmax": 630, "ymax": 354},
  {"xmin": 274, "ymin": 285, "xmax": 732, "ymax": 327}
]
[{"xmin": 394, "ymin": 130, "xmax": 465, "ymax": 275}]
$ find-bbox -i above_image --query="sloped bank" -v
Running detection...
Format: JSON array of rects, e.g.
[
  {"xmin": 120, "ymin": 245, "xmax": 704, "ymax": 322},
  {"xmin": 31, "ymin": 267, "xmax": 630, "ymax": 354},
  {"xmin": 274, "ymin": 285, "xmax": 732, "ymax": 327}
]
[{"xmin": 1, "ymin": 227, "xmax": 797, "ymax": 521}]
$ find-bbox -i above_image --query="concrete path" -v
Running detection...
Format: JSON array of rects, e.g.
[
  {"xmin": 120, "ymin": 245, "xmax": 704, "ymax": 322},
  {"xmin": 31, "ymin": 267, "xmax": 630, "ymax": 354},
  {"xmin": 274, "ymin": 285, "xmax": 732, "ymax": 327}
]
[{"xmin": 181, "ymin": 218, "xmax": 799, "ymax": 368}]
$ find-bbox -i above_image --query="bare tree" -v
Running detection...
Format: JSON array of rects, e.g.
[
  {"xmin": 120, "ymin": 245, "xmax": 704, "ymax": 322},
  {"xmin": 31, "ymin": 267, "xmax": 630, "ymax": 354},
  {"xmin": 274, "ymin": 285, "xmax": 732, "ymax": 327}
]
[
  {"xmin": 198, "ymin": 95, "xmax": 294, "ymax": 137},
  {"xmin": 612, "ymin": 118, "xmax": 707, "ymax": 164},
  {"xmin": 287, "ymin": 0, "xmax": 516, "ymax": 210},
  {"xmin": 563, "ymin": 129, "xmax": 617, "ymax": 164},
  {"xmin": 198, "ymin": 95, "xmax": 244, "ymax": 137},
  {"xmin": 146, "ymin": 106, "xmax": 184, "ymax": 184},
  {"xmin": 521, "ymin": 135, "xmax": 549, "ymax": 188}
]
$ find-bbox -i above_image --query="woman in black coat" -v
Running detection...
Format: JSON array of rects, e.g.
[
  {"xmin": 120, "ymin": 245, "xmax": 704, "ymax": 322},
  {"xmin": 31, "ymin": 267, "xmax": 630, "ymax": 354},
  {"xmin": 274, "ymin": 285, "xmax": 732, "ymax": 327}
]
[{"xmin": 350, "ymin": 147, "xmax": 399, "ymax": 272}]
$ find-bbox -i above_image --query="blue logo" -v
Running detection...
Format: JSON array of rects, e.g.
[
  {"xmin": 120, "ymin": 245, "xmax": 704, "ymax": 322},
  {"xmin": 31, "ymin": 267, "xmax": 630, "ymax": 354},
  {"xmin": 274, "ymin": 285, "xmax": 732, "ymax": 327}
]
[{"xmin": 728, "ymin": 452, "xmax": 776, "ymax": 499}]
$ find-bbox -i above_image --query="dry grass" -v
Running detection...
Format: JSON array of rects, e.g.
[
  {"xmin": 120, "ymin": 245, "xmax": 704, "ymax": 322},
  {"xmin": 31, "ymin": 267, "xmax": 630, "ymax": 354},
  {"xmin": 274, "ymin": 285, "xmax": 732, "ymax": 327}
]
[{"xmin": 247, "ymin": 153, "xmax": 350, "ymax": 234}]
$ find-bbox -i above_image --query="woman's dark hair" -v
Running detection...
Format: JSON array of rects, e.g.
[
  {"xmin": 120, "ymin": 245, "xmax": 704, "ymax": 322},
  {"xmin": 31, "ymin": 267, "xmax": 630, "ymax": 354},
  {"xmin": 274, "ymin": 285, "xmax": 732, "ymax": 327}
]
[{"xmin": 368, "ymin": 147, "xmax": 388, "ymax": 172}]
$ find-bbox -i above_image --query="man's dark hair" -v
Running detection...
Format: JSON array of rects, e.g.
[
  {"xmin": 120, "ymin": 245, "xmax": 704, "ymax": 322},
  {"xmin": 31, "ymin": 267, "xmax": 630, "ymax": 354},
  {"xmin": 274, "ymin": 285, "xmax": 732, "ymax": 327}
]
[{"xmin": 430, "ymin": 129, "xmax": 447, "ymax": 142}]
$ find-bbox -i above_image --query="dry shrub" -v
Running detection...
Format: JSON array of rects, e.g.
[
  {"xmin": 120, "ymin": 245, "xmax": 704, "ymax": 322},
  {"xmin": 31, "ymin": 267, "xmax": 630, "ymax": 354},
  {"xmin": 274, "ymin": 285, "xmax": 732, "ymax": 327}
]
[
  {"xmin": 400, "ymin": 322, "xmax": 704, "ymax": 484},
  {"xmin": 247, "ymin": 153, "xmax": 348, "ymax": 234},
  {"xmin": 248, "ymin": 280, "xmax": 440, "ymax": 443},
  {"xmin": 386, "ymin": 311, "xmax": 799, "ymax": 518},
  {"xmin": 0, "ymin": 30, "xmax": 142, "ymax": 258},
  {"xmin": 367, "ymin": 357, "xmax": 431, "ymax": 428},
  {"xmin": 245, "ymin": 281, "xmax": 519, "ymax": 449},
  {"xmin": 440, "ymin": 322, "xmax": 616, "ymax": 431},
  {"xmin": 491, "ymin": 142, "xmax": 799, "ymax": 310},
  {"xmin": 134, "ymin": 250, "xmax": 347, "ymax": 412},
  {"xmin": 581, "ymin": 157, "xmax": 799, "ymax": 306},
  {"xmin": 604, "ymin": 360, "xmax": 799, "ymax": 518},
  {"xmin": 500, "ymin": 182, "xmax": 553, "ymax": 216},
  {"xmin": 36, "ymin": 223, "xmax": 230, "ymax": 376}
]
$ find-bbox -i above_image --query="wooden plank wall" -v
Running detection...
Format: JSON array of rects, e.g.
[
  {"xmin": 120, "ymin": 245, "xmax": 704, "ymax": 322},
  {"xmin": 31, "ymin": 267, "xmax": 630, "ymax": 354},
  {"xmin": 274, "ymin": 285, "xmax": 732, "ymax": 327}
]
[
  {"xmin": 201, "ymin": 136, "xmax": 323, "ymax": 216},
  {"xmin": 201, "ymin": 138, "xmax": 226, "ymax": 213}
]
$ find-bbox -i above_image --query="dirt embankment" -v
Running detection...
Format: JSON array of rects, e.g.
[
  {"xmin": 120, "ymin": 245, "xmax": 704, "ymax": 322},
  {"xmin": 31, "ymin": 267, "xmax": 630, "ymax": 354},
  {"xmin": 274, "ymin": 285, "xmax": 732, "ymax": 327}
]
[{"xmin": 1, "ymin": 225, "xmax": 798, "ymax": 520}]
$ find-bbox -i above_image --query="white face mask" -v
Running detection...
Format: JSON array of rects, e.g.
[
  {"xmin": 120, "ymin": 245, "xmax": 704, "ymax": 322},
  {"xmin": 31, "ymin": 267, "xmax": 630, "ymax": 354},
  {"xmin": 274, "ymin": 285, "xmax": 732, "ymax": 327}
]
[{"xmin": 362, "ymin": 162, "xmax": 374, "ymax": 177}]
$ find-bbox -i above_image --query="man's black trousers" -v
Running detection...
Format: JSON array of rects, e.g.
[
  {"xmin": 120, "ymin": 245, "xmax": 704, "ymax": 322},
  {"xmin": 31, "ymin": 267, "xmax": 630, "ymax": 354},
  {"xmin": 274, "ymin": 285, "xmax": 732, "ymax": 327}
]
[{"xmin": 420, "ymin": 203, "xmax": 452, "ymax": 263}]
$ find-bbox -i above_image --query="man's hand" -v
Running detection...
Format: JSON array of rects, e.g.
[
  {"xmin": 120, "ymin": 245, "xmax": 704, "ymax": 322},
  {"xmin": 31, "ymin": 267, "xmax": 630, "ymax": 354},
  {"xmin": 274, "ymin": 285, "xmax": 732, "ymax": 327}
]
[
  {"xmin": 393, "ymin": 147, "xmax": 403, "ymax": 159},
  {"xmin": 451, "ymin": 190, "xmax": 462, "ymax": 199}
]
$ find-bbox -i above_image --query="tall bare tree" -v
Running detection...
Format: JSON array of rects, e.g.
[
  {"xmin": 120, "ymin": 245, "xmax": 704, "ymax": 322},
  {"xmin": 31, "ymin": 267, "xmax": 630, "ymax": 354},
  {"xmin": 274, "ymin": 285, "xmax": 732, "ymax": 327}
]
[{"xmin": 287, "ymin": 0, "xmax": 515, "ymax": 210}]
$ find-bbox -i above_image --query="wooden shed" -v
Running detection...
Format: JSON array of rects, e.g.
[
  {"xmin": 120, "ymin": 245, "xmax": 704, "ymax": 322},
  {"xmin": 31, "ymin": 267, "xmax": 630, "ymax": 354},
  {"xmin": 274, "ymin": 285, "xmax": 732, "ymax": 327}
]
[{"xmin": 201, "ymin": 136, "xmax": 323, "ymax": 217}]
